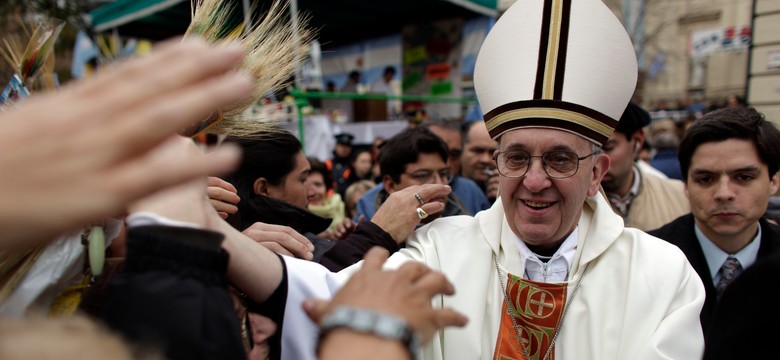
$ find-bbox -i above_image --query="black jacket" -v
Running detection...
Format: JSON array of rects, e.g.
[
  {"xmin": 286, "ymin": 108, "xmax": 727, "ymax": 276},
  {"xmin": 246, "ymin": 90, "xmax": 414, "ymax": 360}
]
[
  {"xmin": 231, "ymin": 193, "xmax": 398, "ymax": 271},
  {"xmin": 703, "ymin": 251, "xmax": 780, "ymax": 359},
  {"xmin": 103, "ymin": 226, "xmax": 245, "ymax": 360},
  {"xmin": 649, "ymin": 214, "xmax": 780, "ymax": 338}
]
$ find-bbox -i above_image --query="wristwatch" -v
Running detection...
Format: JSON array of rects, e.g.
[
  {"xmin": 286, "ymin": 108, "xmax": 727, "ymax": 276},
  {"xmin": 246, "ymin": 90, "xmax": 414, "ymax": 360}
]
[{"xmin": 318, "ymin": 306, "xmax": 420, "ymax": 360}]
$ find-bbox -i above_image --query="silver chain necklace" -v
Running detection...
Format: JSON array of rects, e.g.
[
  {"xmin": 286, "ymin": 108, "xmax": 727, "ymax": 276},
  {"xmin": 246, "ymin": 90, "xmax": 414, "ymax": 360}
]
[{"xmin": 493, "ymin": 254, "xmax": 589, "ymax": 360}]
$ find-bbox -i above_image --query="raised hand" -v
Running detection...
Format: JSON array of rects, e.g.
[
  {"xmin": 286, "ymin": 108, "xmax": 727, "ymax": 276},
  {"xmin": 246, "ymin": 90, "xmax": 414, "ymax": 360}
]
[
  {"xmin": 0, "ymin": 38, "xmax": 251, "ymax": 248},
  {"xmin": 303, "ymin": 247, "xmax": 468, "ymax": 345}
]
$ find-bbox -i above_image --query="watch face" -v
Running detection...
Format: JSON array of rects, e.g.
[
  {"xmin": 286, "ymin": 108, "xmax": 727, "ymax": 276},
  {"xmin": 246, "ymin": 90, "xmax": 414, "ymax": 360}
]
[
  {"xmin": 351, "ymin": 309, "xmax": 375, "ymax": 331},
  {"xmin": 375, "ymin": 316, "xmax": 406, "ymax": 338}
]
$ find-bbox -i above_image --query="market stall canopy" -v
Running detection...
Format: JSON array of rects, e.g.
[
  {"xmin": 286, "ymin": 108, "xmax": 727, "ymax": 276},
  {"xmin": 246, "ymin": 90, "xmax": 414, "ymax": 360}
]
[{"xmin": 86, "ymin": 0, "xmax": 498, "ymax": 48}]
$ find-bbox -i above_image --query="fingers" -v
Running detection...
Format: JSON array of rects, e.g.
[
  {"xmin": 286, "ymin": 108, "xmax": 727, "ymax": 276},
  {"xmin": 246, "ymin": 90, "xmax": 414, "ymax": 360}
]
[
  {"xmin": 432, "ymin": 308, "xmax": 469, "ymax": 329},
  {"xmin": 104, "ymin": 137, "xmax": 242, "ymax": 207},
  {"xmin": 420, "ymin": 201, "xmax": 446, "ymax": 217},
  {"xmin": 302, "ymin": 298, "xmax": 331, "ymax": 324},
  {"xmin": 243, "ymin": 222, "xmax": 314, "ymax": 260},
  {"xmin": 247, "ymin": 313, "xmax": 277, "ymax": 344},
  {"xmin": 412, "ymin": 269, "xmax": 456, "ymax": 298},
  {"xmin": 413, "ymin": 184, "xmax": 452, "ymax": 203},
  {"xmin": 207, "ymin": 177, "xmax": 240, "ymax": 214},
  {"xmin": 258, "ymin": 241, "xmax": 294, "ymax": 257},
  {"xmin": 361, "ymin": 246, "xmax": 390, "ymax": 271},
  {"xmin": 211, "ymin": 200, "xmax": 238, "ymax": 216},
  {"xmin": 208, "ymin": 176, "xmax": 239, "ymax": 196},
  {"xmin": 333, "ymin": 218, "xmax": 355, "ymax": 239},
  {"xmin": 394, "ymin": 261, "xmax": 433, "ymax": 284}
]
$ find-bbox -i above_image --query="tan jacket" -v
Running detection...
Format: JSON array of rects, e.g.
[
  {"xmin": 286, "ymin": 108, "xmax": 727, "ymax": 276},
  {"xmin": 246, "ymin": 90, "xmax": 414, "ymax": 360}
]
[{"xmin": 626, "ymin": 163, "xmax": 690, "ymax": 232}]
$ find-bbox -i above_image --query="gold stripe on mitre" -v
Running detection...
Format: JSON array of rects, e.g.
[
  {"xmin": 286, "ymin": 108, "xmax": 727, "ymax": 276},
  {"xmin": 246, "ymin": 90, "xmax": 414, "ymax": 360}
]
[
  {"xmin": 486, "ymin": 107, "xmax": 614, "ymax": 143},
  {"xmin": 542, "ymin": 0, "xmax": 565, "ymax": 100}
]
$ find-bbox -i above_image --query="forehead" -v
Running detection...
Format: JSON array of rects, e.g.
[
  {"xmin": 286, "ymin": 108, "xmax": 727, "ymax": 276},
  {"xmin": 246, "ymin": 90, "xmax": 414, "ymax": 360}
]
[
  {"xmin": 466, "ymin": 123, "xmax": 492, "ymax": 144},
  {"xmin": 691, "ymin": 139, "xmax": 763, "ymax": 169},
  {"xmin": 499, "ymin": 128, "xmax": 593, "ymax": 152},
  {"xmin": 293, "ymin": 152, "xmax": 310, "ymax": 171},
  {"xmin": 428, "ymin": 125, "xmax": 462, "ymax": 147},
  {"xmin": 406, "ymin": 152, "xmax": 448, "ymax": 170}
]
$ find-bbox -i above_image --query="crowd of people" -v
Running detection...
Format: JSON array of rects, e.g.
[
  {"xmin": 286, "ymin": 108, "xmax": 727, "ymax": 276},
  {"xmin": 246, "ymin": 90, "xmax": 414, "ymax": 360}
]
[{"xmin": 0, "ymin": 0, "xmax": 778, "ymax": 359}]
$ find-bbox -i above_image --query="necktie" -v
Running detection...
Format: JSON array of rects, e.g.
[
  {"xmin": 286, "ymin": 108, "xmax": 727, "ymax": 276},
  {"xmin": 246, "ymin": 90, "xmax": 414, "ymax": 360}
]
[{"xmin": 716, "ymin": 256, "xmax": 743, "ymax": 298}]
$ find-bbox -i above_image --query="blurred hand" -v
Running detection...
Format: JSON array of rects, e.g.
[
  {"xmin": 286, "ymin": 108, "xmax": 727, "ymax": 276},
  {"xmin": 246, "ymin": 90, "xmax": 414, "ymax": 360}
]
[
  {"xmin": 0, "ymin": 38, "xmax": 251, "ymax": 249},
  {"xmin": 207, "ymin": 176, "xmax": 241, "ymax": 219},
  {"xmin": 332, "ymin": 218, "xmax": 357, "ymax": 240},
  {"xmin": 371, "ymin": 184, "xmax": 451, "ymax": 244},
  {"xmin": 242, "ymin": 222, "xmax": 314, "ymax": 260},
  {"xmin": 303, "ymin": 247, "xmax": 467, "ymax": 344}
]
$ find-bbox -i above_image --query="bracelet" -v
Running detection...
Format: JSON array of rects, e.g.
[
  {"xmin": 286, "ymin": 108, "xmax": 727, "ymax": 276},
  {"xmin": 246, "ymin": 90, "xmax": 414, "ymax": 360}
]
[{"xmin": 318, "ymin": 306, "xmax": 420, "ymax": 360}]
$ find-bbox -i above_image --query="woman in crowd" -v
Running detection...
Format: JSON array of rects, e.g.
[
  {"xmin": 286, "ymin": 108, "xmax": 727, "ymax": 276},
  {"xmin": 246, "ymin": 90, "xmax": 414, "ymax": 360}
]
[
  {"xmin": 337, "ymin": 148, "xmax": 375, "ymax": 197},
  {"xmin": 343, "ymin": 180, "xmax": 376, "ymax": 221},
  {"xmin": 306, "ymin": 157, "xmax": 346, "ymax": 239}
]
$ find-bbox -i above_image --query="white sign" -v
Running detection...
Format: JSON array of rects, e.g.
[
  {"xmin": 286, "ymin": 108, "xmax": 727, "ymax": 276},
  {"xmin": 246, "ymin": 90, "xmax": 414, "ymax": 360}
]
[
  {"xmin": 769, "ymin": 51, "xmax": 780, "ymax": 70},
  {"xmin": 690, "ymin": 26, "xmax": 751, "ymax": 58}
]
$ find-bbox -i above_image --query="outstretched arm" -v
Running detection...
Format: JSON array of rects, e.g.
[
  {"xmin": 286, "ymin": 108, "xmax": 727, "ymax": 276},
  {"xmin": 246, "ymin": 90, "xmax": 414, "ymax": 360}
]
[
  {"xmin": 0, "ymin": 38, "xmax": 252, "ymax": 249},
  {"xmin": 305, "ymin": 247, "xmax": 468, "ymax": 360}
]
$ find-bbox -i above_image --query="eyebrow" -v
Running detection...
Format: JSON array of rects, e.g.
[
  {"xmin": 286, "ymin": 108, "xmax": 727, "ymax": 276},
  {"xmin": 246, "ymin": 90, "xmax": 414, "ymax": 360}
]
[
  {"xmin": 501, "ymin": 143, "xmax": 576, "ymax": 153},
  {"xmin": 690, "ymin": 165, "xmax": 762, "ymax": 176}
]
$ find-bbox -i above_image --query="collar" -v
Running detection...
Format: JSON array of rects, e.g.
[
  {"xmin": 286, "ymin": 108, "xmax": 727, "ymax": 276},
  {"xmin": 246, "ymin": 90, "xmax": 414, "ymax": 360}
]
[
  {"xmin": 513, "ymin": 228, "xmax": 578, "ymax": 282},
  {"xmin": 233, "ymin": 193, "xmax": 332, "ymax": 235},
  {"xmin": 607, "ymin": 166, "xmax": 641, "ymax": 218},
  {"xmin": 695, "ymin": 222, "xmax": 761, "ymax": 283}
]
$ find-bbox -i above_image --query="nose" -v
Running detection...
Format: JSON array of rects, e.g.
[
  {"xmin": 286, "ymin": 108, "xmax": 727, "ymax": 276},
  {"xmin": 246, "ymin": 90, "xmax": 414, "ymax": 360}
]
[
  {"xmin": 521, "ymin": 157, "xmax": 551, "ymax": 193},
  {"xmin": 477, "ymin": 150, "xmax": 493, "ymax": 164},
  {"xmin": 714, "ymin": 177, "xmax": 736, "ymax": 203}
]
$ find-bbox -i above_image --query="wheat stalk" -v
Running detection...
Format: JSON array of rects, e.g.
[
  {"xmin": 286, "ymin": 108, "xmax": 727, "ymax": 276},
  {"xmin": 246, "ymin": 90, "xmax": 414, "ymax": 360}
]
[{"xmin": 185, "ymin": 0, "xmax": 313, "ymax": 137}]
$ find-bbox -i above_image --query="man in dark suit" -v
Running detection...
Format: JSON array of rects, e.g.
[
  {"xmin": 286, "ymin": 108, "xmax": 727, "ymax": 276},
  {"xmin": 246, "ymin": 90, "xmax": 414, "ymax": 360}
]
[{"xmin": 649, "ymin": 106, "xmax": 780, "ymax": 339}]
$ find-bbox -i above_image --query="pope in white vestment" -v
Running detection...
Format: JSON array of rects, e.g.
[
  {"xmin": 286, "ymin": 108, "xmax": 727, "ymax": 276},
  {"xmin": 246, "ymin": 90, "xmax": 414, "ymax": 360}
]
[
  {"xmin": 276, "ymin": 0, "xmax": 706, "ymax": 359},
  {"xmin": 280, "ymin": 193, "xmax": 705, "ymax": 360}
]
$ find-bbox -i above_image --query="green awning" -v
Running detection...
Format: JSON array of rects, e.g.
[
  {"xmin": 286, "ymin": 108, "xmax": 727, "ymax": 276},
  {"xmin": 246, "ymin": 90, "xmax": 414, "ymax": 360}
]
[{"xmin": 88, "ymin": 0, "xmax": 187, "ymax": 32}]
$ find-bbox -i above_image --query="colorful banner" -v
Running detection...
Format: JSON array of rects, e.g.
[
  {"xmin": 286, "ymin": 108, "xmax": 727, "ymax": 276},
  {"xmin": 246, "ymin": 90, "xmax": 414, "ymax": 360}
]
[{"xmin": 690, "ymin": 25, "xmax": 751, "ymax": 58}]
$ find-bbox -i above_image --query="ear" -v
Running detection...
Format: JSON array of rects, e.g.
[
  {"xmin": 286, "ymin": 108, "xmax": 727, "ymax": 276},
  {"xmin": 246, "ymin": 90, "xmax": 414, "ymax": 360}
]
[
  {"xmin": 253, "ymin": 177, "xmax": 270, "ymax": 196},
  {"xmin": 587, "ymin": 153, "xmax": 611, "ymax": 197},
  {"xmin": 382, "ymin": 175, "xmax": 398, "ymax": 195},
  {"xmin": 769, "ymin": 172, "xmax": 780, "ymax": 196},
  {"xmin": 631, "ymin": 131, "xmax": 645, "ymax": 156}
]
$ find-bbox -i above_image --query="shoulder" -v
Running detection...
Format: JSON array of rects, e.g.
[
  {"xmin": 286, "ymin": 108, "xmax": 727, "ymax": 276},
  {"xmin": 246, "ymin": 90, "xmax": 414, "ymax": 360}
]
[
  {"xmin": 648, "ymin": 213, "xmax": 692, "ymax": 237},
  {"xmin": 615, "ymin": 227, "xmax": 698, "ymax": 275}
]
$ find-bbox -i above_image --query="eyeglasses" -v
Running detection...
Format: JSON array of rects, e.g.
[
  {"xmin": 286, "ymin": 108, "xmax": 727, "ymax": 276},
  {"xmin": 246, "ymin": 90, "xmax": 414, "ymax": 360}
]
[
  {"xmin": 493, "ymin": 150, "xmax": 597, "ymax": 179},
  {"xmin": 404, "ymin": 169, "xmax": 452, "ymax": 184}
]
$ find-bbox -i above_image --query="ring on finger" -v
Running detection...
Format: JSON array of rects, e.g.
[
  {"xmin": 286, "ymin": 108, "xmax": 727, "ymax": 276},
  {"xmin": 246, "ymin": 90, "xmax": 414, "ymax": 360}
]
[
  {"xmin": 416, "ymin": 207, "xmax": 429, "ymax": 220},
  {"xmin": 415, "ymin": 193, "xmax": 425, "ymax": 206}
]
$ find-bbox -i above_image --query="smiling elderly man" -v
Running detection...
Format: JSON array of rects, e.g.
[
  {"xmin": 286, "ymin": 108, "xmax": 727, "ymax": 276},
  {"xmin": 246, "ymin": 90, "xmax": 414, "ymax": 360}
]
[{"xmin": 274, "ymin": 0, "xmax": 705, "ymax": 359}]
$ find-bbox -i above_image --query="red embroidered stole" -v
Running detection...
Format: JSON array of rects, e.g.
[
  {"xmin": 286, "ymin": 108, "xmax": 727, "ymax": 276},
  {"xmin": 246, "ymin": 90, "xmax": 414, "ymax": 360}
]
[{"xmin": 492, "ymin": 273, "xmax": 568, "ymax": 360}]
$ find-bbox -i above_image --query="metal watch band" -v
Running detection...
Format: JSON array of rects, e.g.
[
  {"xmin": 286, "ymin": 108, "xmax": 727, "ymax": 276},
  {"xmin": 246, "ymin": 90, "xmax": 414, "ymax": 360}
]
[{"xmin": 318, "ymin": 306, "xmax": 420, "ymax": 360}]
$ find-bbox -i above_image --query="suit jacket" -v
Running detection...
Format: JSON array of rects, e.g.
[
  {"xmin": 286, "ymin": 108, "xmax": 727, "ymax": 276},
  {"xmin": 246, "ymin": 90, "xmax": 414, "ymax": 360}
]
[
  {"xmin": 649, "ymin": 214, "xmax": 780, "ymax": 338},
  {"xmin": 703, "ymin": 251, "xmax": 780, "ymax": 359}
]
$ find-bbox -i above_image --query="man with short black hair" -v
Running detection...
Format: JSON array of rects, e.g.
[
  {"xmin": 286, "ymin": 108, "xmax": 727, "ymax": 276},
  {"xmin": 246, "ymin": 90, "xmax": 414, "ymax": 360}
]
[
  {"xmin": 601, "ymin": 102, "xmax": 689, "ymax": 231},
  {"xmin": 354, "ymin": 126, "xmax": 469, "ymax": 223},
  {"xmin": 649, "ymin": 106, "xmax": 780, "ymax": 339}
]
